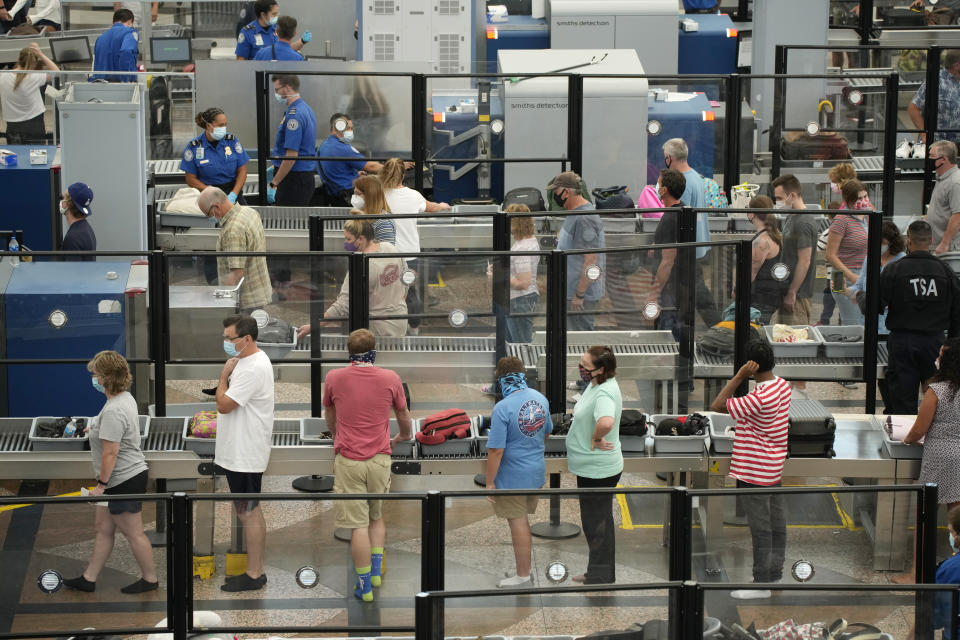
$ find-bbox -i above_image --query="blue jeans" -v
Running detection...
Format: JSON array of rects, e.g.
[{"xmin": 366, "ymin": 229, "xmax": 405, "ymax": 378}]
[
  {"xmin": 506, "ymin": 292, "xmax": 538, "ymax": 343},
  {"xmin": 567, "ymin": 297, "xmax": 598, "ymax": 332},
  {"xmin": 736, "ymin": 480, "xmax": 786, "ymax": 583},
  {"xmin": 832, "ymin": 268, "xmax": 864, "ymax": 325}
]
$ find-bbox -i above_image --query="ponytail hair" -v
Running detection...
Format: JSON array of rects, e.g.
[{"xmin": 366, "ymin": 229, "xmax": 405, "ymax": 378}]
[
  {"xmin": 379, "ymin": 157, "xmax": 406, "ymax": 189},
  {"xmin": 14, "ymin": 47, "xmax": 43, "ymax": 91},
  {"xmin": 194, "ymin": 107, "xmax": 225, "ymax": 129}
]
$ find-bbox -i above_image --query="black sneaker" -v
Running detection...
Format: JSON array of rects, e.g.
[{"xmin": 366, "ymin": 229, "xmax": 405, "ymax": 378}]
[
  {"xmin": 220, "ymin": 573, "xmax": 266, "ymax": 592},
  {"xmin": 225, "ymin": 573, "xmax": 268, "ymax": 585},
  {"xmin": 120, "ymin": 578, "xmax": 159, "ymax": 594},
  {"xmin": 63, "ymin": 575, "xmax": 96, "ymax": 592},
  {"xmin": 201, "ymin": 387, "xmax": 217, "ymax": 396}
]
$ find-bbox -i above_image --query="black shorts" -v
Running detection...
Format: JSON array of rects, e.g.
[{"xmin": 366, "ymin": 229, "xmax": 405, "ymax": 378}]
[
  {"xmin": 104, "ymin": 469, "xmax": 148, "ymax": 515},
  {"xmin": 224, "ymin": 469, "xmax": 263, "ymax": 514},
  {"xmin": 33, "ymin": 19, "xmax": 61, "ymax": 30}
]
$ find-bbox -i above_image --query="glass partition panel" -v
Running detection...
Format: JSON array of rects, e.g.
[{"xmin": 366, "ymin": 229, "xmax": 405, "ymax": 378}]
[
  {"xmin": 0, "ymin": 496, "xmax": 170, "ymax": 636},
  {"xmin": 189, "ymin": 495, "xmax": 421, "ymax": 633},
  {"xmin": 436, "ymin": 586, "xmax": 677, "ymax": 637},
  {"xmin": 692, "ymin": 486, "xmax": 919, "ymax": 585}
]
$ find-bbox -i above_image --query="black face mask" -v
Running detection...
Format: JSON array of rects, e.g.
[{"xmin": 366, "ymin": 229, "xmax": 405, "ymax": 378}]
[
  {"xmin": 664, "ymin": 157, "xmax": 672, "ymax": 169},
  {"xmin": 553, "ymin": 189, "xmax": 568, "ymax": 208}
]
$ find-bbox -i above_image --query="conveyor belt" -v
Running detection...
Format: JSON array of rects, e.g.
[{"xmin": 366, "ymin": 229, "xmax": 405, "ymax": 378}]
[
  {"xmin": 143, "ymin": 417, "xmax": 185, "ymax": 452},
  {"xmin": 273, "ymin": 419, "xmax": 301, "ymax": 447},
  {"xmin": 0, "ymin": 418, "xmax": 32, "ymax": 452},
  {"xmin": 156, "ymin": 181, "xmax": 259, "ymax": 202},
  {"xmin": 853, "ymin": 155, "xmax": 923, "ymax": 176},
  {"xmin": 694, "ymin": 342, "xmax": 888, "ymax": 379},
  {"xmin": 149, "ymin": 159, "xmax": 185, "ymax": 178}
]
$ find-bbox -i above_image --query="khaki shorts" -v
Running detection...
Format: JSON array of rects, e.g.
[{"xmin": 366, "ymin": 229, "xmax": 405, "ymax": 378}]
[
  {"xmin": 334, "ymin": 453, "xmax": 392, "ymax": 528},
  {"xmin": 776, "ymin": 296, "xmax": 812, "ymax": 326},
  {"xmin": 493, "ymin": 494, "xmax": 539, "ymax": 520}
]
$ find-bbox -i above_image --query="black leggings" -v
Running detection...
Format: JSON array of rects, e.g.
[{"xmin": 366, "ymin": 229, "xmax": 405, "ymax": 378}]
[
  {"xmin": 6, "ymin": 113, "xmax": 46, "ymax": 145},
  {"xmin": 576, "ymin": 471, "xmax": 622, "ymax": 584}
]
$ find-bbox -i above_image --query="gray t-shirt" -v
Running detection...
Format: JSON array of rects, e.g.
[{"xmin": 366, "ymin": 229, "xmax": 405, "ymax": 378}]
[
  {"xmin": 90, "ymin": 391, "xmax": 147, "ymax": 487},
  {"xmin": 556, "ymin": 202, "xmax": 606, "ymax": 301},
  {"xmin": 780, "ymin": 212, "xmax": 819, "ymax": 299},
  {"xmin": 929, "ymin": 166, "xmax": 960, "ymax": 251}
]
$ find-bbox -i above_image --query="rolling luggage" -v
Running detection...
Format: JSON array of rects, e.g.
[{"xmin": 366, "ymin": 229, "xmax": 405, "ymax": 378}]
[
  {"xmin": 788, "ymin": 398, "xmax": 836, "ymax": 458},
  {"xmin": 502, "ymin": 187, "xmax": 546, "ymax": 211}
]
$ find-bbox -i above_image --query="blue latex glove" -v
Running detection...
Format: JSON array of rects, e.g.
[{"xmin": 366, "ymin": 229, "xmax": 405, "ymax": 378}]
[
  {"xmin": 267, "ymin": 185, "xmax": 277, "ymax": 204},
  {"xmin": 227, "ymin": 192, "xmax": 237, "ymax": 205},
  {"xmin": 266, "ymin": 165, "xmax": 275, "ymax": 182},
  {"xmin": 302, "ymin": 30, "xmax": 312, "ymax": 43}
]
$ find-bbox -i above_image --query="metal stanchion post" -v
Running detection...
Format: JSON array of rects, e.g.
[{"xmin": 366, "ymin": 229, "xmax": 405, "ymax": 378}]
[
  {"xmin": 531, "ymin": 472, "xmax": 580, "ymax": 539},
  {"xmin": 422, "ymin": 490, "xmax": 445, "ymax": 591}
]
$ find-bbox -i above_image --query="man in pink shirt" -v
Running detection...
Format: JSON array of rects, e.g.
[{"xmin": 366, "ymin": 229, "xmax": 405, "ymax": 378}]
[
  {"xmin": 323, "ymin": 329, "xmax": 413, "ymax": 602},
  {"xmin": 710, "ymin": 339, "xmax": 791, "ymax": 601}
]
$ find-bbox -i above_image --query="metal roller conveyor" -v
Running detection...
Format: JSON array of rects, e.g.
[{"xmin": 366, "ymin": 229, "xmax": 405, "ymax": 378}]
[
  {"xmin": 694, "ymin": 342, "xmax": 888, "ymax": 380},
  {"xmin": 516, "ymin": 330, "xmax": 679, "ymax": 379}
]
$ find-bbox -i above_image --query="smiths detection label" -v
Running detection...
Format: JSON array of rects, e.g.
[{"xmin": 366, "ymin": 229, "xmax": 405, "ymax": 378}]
[
  {"xmin": 510, "ymin": 103, "xmax": 568, "ymax": 110},
  {"xmin": 553, "ymin": 19, "xmax": 611, "ymax": 27}
]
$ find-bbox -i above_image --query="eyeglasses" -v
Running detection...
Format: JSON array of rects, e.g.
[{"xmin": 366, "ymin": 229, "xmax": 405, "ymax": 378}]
[{"xmin": 222, "ymin": 334, "xmax": 244, "ymax": 342}]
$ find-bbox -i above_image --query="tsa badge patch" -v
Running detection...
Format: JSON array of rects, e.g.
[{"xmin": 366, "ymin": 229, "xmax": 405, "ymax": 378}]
[
  {"xmin": 235, "ymin": 141, "xmax": 243, "ymax": 154},
  {"xmin": 287, "ymin": 119, "xmax": 299, "ymax": 131},
  {"xmin": 517, "ymin": 400, "xmax": 547, "ymax": 438},
  {"xmin": 183, "ymin": 149, "xmax": 193, "ymax": 162}
]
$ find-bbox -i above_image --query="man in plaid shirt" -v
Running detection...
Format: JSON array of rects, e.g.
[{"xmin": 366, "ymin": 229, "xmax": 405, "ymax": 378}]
[{"xmin": 910, "ymin": 49, "xmax": 960, "ymax": 144}]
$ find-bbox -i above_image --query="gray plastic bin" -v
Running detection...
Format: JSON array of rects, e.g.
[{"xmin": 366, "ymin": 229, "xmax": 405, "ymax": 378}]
[
  {"xmin": 763, "ymin": 325, "xmax": 822, "ymax": 358},
  {"xmin": 472, "ymin": 416, "xmax": 490, "ymax": 455},
  {"xmin": 391, "ymin": 419, "xmax": 416, "ymax": 458},
  {"xmin": 707, "ymin": 216, "xmax": 730, "ymax": 232},
  {"xmin": 29, "ymin": 417, "xmax": 90, "ymax": 451},
  {"xmin": 300, "ymin": 417, "xmax": 334, "ymax": 445},
  {"xmin": 875, "ymin": 415, "xmax": 923, "ymax": 459},
  {"xmin": 650, "ymin": 414, "xmax": 709, "ymax": 454},
  {"xmin": 707, "ymin": 414, "xmax": 736, "ymax": 454},
  {"xmin": 813, "ymin": 325, "xmax": 864, "ymax": 358},
  {"xmin": 417, "ymin": 417, "xmax": 475, "ymax": 456},
  {"xmin": 182, "ymin": 415, "xmax": 216, "ymax": 455},
  {"xmin": 257, "ymin": 327, "xmax": 298, "ymax": 361}
]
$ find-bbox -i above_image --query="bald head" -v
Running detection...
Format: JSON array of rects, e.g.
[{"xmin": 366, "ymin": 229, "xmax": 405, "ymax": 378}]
[{"xmin": 198, "ymin": 186, "xmax": 230, "ymax": 218}]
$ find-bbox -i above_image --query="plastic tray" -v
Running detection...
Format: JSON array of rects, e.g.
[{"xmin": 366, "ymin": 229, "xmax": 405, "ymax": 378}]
[
  {"xmin": 620, "ymin": 412, "xmax": 649, "ymax": 453},
  {"xmin": 875, "ymin": 415, "xmax": 923, "ymax": 459},
  {"xmin": 181, "ymin": 416, "xmax": 216, "ymax": 455},
  {"xmin": 300, "ymin": 417, "xmax": 334, "ymax": 445},
  {"xmin": 707, "ymin": 413, "xmax": 736, "ymax": 454},
  {"xmin": 257, "ymin": 327, "xmax": 298, "ymax": 361},
  {"xmin": 650, "ymin": 414, "xmax": 709, "ymax": 454},
  {"xmin": 763, "ymin": 325, "xmax": 822, "ymax": 359},
  {"xmin": 731, "ymin": 218, "xmax": 754, "ymax": 232},
  {"xmin": 600, "ymin": 214, "xmax": 639, "ymax": 233},
  {"xmin": 416, "ymin": 418, "xmax": 475, "ymax": 456},
  {"xmin": 640, "ymin": 217, "xmax": 662, "ymax": 232},
  {"xmin": 707, "ymin": 216, "xmax": 730, "ymax": 232},
  {"xmin": 29, "ymin": 417, "xmax": 91, "ymax": 451},
  {"xmin": 472, "ymin": 416, "xmax": 490, "ymax": 455},
  {"xmin": 391, "ymin": 419, "xmax": 416, "ymax": 458},
  {"xmin": 943, "ymin": 251, "xmax": 960, "ymax": 276},
  {"xmin": 813, "ymin": 325, "xmax": 864, "ymax": 358}
]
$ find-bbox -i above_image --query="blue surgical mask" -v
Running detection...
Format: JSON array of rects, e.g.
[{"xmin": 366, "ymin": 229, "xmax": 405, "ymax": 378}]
[
  {"xmin": 268, "ymin": 15, "xmax": 278, "ymax": 25},
  {"xmin": 211, "ymin": 126, "xmax": 227, "ymax": 141},
  {"xmin": 223, "ymin": 339, "xmax": 246, "ymax": 357},
  {"xmin": 342, "ymin": 130, "xmax": 355, "ymax": 143},
  {"xmin": 91, "ymin": 377, "xmax": 105, "ymax": 394},
  {"xmin": 274, "ymin": 92, "xmax": 286, "ymax": 103},
  {"xmin": 343, "ymin": 241, "xmax": 358, "ymax": 252}
]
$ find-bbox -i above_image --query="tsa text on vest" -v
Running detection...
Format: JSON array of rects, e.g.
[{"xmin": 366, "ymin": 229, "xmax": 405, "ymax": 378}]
[{"xmin": 910, "ymin": 277, "xmax": 940, "ymax": 296}]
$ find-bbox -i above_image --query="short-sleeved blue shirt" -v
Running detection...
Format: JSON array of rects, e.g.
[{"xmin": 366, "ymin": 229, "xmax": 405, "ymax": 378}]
[
  {"xmin": 681, "ymin": 168, "xmax": 712, "ymax": 259},
  {"xmin": 556, "ymin": 202, "xmax": 606, "ymax": 301},
  {"xmin": 253, "ymin": 40, "xmax": 304, "ymax": 61},
  {"xmin": 487, "ymin": 387, "xmax": 553, "ymax": 489},
  {"xmin": 317, "ymin": 134, "xmax": 368, "ymax": 193},
  {"xmin": 235, "ymin": 20, "xmax": 277, "ymax": 59},
  {"xmin": 179, "ymin": 133, "xmax": 251, "ymax": 187},
  {"xmin": 272, "ymin": 98, "xmax": 318, "ymax": 173},
  {"xmin": 935, "ymin": 553, "xmax": 960, "ymax": 638},
  {"xmin": 913, "ymin": 69, "xmax": 960, "ymax": 144},
  {"xmin": 91, "ymin": 23, "xmax": 139, "ymax": 82}
]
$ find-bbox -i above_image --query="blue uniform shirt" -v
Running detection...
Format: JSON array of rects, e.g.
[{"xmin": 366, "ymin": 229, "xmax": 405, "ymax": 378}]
[
  {"xmin": 317, "ymin": 134, "xmax": 367, "ymax": 194},
  {"xmin": 179, "ymin": 133, "xmax": 251, "ymax": 187},
  {"xmin": 92, "ymin": 23, "xmax": 139, "ymax": 82},
  {"xmin": 235, "ymin": 20, "xmax": 277, "ymax": 59},
  {"xmin": 487, "ymin": 386, "xmax": 552, "ymax": 489},
  {"xmin": 935, "ymin": 553, "xmax": 960, "ymax": 639},
  {"xmin": 253, "ymin": 40, "xmax": 304, "ymax": 61},
  {"xmin": 273, "ymin": 98, "xmax": 318, "ymax": 172}
]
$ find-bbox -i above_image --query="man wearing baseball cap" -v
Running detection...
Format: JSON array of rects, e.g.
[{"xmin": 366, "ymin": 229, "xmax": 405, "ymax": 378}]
[{"xmin": 61, "ymin": 182, "xmax": 96, "ymax": 260}]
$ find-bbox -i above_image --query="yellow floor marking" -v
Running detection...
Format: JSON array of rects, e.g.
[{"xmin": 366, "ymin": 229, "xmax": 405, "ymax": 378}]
[
  {"xmin": 427, "ymin": 272, "xmax": 446, "ymax": 288},
  {"xmin": 0, "ymin": 489, "xmax": 85, "ymax": 513}
]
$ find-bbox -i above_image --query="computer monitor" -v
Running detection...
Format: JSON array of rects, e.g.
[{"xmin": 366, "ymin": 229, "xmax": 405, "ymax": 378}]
[
  {"xmin": 49, "ymin": 37, "xmax": 92, "ymax": 64},
  {"xmin": 150, "ymin": 37, "xmax": 192, "ymax": 64}
]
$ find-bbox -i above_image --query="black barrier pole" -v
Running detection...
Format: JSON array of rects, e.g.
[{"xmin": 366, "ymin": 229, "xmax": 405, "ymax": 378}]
[
  {"xmin": 857, "ymin": 0, "xmax": 874, "ymax": 45},
  {"xmin": 923, "ymin": 48, "xmax": 942, "ymax": 207},
  {"xmin": 545, "ymin": 250, "xmax": 567, "ymax": 411},
  {"xmin": 567, "ymin": 75, "xmax": 584, "ymax": 176},
  {"xmin": 863, "ymin": 211, "xmax": 883, "ymax": 414},
  {"xmin": 881, "ymin": 74, "xmax": 899, "ymax": 220},
  {"xmin": 170, "ymin": 492, "xmax": 189, "ymax": 640},
  {"xmin": 412, "ymin": 74, "xmax": 427, "ymax": 193},
  {"xmin": 255, "ymin": 70, "xmax": 269, "ymax": 206},
  {"xmin": 150, "ymin": 250, "xmax": 167, "ymax": 416},
  {"xmin": 422, "ymin": 490, "xmax": 445, "ymax": 591},
  {"xmin": 680, "ymin": 581, "xmax": 703, "ymax": 640},
  {"xmin": 723, "ymin": 74, "xmax": 742, "ymax": 198},
  {"xmin": 668, "ymin": 487, "xmax": 692, "ymax": 640},
  {"xmin": 734, "ymin": 239, "xmax": 753, "ymax": 396},
  {"xmin": 774, "ymin": 45, "xmax": 787, "ymax": 75},
  {"xmin": 415, "ymin": 592, "xmax": 443, "ymax": 640},
  {"xmin": 493, "ymin": 211, "xmax": 510, "ymax": 361},
  {"xmin": 677, "ymin": 209, "xmax": 697, "ymax": 413},
  {"xmin": 770, "ymin": 73, "xmax": 786, "ymax": 180},
  {"xmin": 920, "ymin": 483, "xmax": 939, "ymax": 583},
  {"xmin": 349, "ymin": 251, "xmax": 368, "ymax": 333},
  {"xmin": 309, "ymin": 216, "xmax": 323, "ymax": 419}
]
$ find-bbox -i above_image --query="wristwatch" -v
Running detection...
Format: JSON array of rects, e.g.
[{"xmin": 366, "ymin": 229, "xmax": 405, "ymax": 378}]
[
  {"xmin": 269, "ymin": 182, "xmax": 278, "ymax": 189},
  {"xmin": 96, "ymin": 479, "xmax": 108, "ymax": 486},
  {"xmin": 574, "ymin": 292, "xmax": 585, "ymax": 299}
]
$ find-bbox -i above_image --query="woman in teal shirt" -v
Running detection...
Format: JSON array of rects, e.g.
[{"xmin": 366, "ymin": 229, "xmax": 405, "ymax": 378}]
[{"xmin": 567, "ymin": 345, "xmax": 623, "ymax": 584}]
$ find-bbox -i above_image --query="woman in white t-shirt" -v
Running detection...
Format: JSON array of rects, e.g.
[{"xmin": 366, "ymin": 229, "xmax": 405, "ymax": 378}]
[
  {"xmin": 503, "ymin": 204, "xmax": 540, "ymax": 343},
  {"xmin": 0, "ymin": 43, "xmax": 58, "ymax": 144},
  {"xmin": 378, "ymin": 158, "xmax": 450, "ymax": 335}
]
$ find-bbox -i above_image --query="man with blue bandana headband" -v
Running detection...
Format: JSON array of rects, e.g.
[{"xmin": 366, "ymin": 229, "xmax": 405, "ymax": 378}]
[{"xmin": 485, "ymin": 356, "xmax": 553, "ymax": 588}]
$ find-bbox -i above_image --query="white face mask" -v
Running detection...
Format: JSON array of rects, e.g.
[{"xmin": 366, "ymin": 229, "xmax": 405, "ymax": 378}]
[
  {"xmin": 59, "ymin": 201, "xmax": 68, "ymax": 215},
  {"xmin": 342, "ymin": 130, "xmax": 355, "ymax": 143},
  {"xmin": 350, "ymin": 194, "xmax": 365, "ymax": 209},
  {"xmin": 774, "ymin": 201, "xmax": 786, "ymax": 210}
]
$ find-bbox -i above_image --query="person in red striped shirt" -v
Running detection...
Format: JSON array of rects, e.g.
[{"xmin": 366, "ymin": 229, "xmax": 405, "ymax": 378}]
[{"xmin": 710, "ymin": 339, "xmax": 791, "ymax": 600}]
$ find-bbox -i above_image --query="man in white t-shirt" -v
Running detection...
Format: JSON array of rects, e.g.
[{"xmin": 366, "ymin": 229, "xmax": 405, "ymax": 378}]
[{"xmin": 215, "ymin": 313, "xmax": 275, "ymax": 592}]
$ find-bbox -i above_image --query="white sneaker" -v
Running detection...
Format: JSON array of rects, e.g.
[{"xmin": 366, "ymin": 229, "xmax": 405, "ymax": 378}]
[
  {"xmin": 913, "ymin": 142, "xmax": 926, "ymax": 159},
  {"xmin": 498, "ymin": 574, "xmax": 532, "ymax": 588},
  {"xmin": 896, "ymin": 139, "xmax": 914, "ymax": 159},
  {"xmin": 730, "ymin": 589, "xmax": 772, "ymax": 599}
]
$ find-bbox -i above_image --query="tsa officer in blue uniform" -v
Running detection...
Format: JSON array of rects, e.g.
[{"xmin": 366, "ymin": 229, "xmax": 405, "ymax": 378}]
[
  {"xmin": 236, "ymin": 0, "xmax": 310, "ymax": 60},
  {"xmin": 317, "ymin": 113, "xmax": 385, "ymax": 206},
  {"xmin": 180, "ymin": 107, "xmax": 251, "ymax": 205},
  {"xmin": 91, "ymin": 8, "xmax": 138, "ymax": 82},
  {"xmin": 269, "ymin": 74, "xmax": 317, "ymax": 206},
  {"xmin": 253, "ymin": 16, "xmax": 304, "ymax": 61}
]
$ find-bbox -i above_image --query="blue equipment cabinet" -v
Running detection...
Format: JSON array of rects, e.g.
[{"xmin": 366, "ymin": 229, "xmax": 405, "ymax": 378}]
[
  {"xmin": 0, "ymin": 145, "xmax": 61, "ymax": 251},
  {"xmin": 1, "ymin": 261, "xmax": 134, "ymax": 417},
  {"xmin": 484, "ymin": 15, "xmax": 549, "ymax": 71},
  {"xmin": 430, "ymin": 91, "xmax": 505, "ymax": 203},
  {"xmin": 678, "ymin": 14, "xmax": 739, "ymax": 75},
  {"xmin": 645, "ymin": 92, "xmax": 716, "ymax": 186}
]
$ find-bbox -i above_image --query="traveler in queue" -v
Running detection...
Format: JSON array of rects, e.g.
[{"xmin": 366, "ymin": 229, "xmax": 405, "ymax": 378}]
[
  {"xmin": 61, "ymin": 182, "xmax": 96, "ymax": 259},
  {"xmin": 236, "ymin": 0, "xmax": 310, "ymax": 60},
  {"xmin": 181, "ymin": 107, "xmax": 250, "ymax": 205},
  {"xmin": 268, "ymin": 74, "xmax": 317, "ymax": 206},
  {"xmin": 880, "ymin": 220, "xmax": 960, "ymax": 414},
  {"xmin": 745, "ymin": 196, "xmax": 784, "ymax": 325},
  {"xmin": 253, "ymin": 16, "xmax": 305, "ymax": 61},
  {"xmin": 0, "ymin": 42, "xmax": 58, "ymax": 144},
  {"xmin": 351, "ymin": 174, "xmax": 396, "ymax": 244},
  {"xmin": 925, "ymin": 140, "xmax": 960, "ymax": 254},
  {"xmin": 567, "ymin": 346, "xmax": 622, "ymax": 584},
  {"xmin": 91, "ymin": 9, "xmax": 138, "ymax": 82},
  {"xmin": 64, "ymin": 350, "xmax": 157, "ymax": 595},
  {"xmin": 298, "ymin": 219, "xmax": 408, "ymax": 338},
  {"xmin": 825, "ymin": 179, "xmax": 870, "ymax": 325}
]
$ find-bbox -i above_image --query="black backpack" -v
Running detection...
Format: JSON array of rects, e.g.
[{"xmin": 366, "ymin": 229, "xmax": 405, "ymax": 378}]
[
  {"xmin": 503, "ymin": 187, "xmax": 546, "ymax": 212},
  {"xmin": 619, "ymin": 410, "xmax": 648, "ymax": 437}
]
